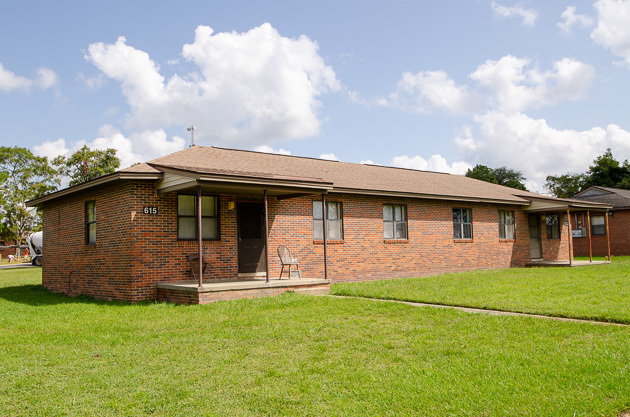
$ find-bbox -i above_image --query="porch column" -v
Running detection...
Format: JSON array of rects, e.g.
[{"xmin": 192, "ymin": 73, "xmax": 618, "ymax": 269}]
[
  {"xmin": 264, "ymin": 190, "xmax": 270, "ymax": 283},
  {"xmin": 586, "ymin": 210, "xmax": 593, "ymax": 262},
  {"xmin": 322, "ymin": 193, "xmax": 328, "ymax": 280},
  {"xmin": 566, "ymin": 209, "xmax": 573, "ymax": 267},
  {"xmin": 197, "ymin": 185, "xmax": 203, "ymax": 287},
  {"xmin": 605, "ymin": 210, "xmax": 611, "ymax": 261}
]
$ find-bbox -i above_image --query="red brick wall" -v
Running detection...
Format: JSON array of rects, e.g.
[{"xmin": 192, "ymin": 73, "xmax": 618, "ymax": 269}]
[
  {"xmin": 42, "ymin": 181, "xmax": 134, "ymax": 301},
  {"xmin": 41, "ymin": 180, "xmax": 574, "ymax": 302},
  {"xmin": 571, "ymin": 210, "xmax": 630, "ymax": 256}
]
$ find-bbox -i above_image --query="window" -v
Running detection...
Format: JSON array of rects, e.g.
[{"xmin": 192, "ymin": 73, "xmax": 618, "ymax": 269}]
[
  {"xmin": 178, "ymin": 195, "xmax": 219, "ymax": 240},
  {"xmin": 499, "ymin": 211, "xmax": 515, "ymax": 239},
  {"xmin": 383, "ymin": 204, "xmax": 407, "ymax": 239},
  {"xmin": 453, "ymin": 208, "xmax": 472, "ymax": 239},
  {"xmin": 85, "ymin": 201, "xmax": 96, "ymax": 245},
  {"xmin": 591, "ymin": 215, "xmax": 606, "ymax": 235},
  {"xmin": 546, "ymin": 214, "xmax": 560, "ymax": 239},
  {"xmin": 313, "ymin": 201, "xmax": 343, "ymax": 240}
]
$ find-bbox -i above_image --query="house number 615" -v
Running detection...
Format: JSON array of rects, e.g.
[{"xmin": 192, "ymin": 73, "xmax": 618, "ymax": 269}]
[{"xmin": 143, "ymin": 207, "xmax": 158, "ymax": 215}]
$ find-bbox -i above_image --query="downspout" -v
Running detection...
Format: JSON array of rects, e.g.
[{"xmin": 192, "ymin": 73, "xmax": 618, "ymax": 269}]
[
  {"xmin": 605, "ymin": 210, "xmax": 611, "ymax": 262},
  {"xmin": 322, "ymin": 194, "xmax": 328, "ymax": 280},
  {"xmin": 197, "ymin": 185, "xmax": 203, "ymax": 287},
  {"xmin": 566, "ymin": 209, "xmax": 573, "ymax": 266},
  {"xmin": 587, "ymin": 210, "xmax": 593, "ymax": 263},
  {"xmin": 264, "ymin": 190, "xmax": 269, "ymax": 283}
]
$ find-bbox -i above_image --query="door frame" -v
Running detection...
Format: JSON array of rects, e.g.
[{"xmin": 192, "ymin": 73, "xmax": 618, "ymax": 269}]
[
  {"xmin": 236, "ymin": 202, "xmax": 267, "ymax": 274},
  {"xmin": 528, "ymin": 214, "xmax": 543, "ymax": 260}
]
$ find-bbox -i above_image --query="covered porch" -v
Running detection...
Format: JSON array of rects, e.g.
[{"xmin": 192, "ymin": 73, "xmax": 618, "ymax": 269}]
[
  {"xmin": 523, "ymin": 196, "xmax": 613, "ymax": 265},
  {"xmin": 152, "ymin": 163, "xmax": 335, "ymax": 303}
]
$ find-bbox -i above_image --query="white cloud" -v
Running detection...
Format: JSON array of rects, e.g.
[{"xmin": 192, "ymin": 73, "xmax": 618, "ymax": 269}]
[
  {"xmin": 456, "ymin": 111, "xmax": 630, "ymax": 186},
  {"xmin": 591, "ymin": 0, "xmax": 630, "ymax": 66},
  {"xmin": 77, "ymin": 72, "xmax": 106, "ymax": 89},
  {"xmin": 0, "ymin": 62, "xmax": 59, "ymax": 93},
  {"xmin": 391, "ymin": 154, "xmax": 472, "ymax": 175},
  {"xmin": 558, "ymin": 6, "xmax": 594, "ymax": 34},
  {"xmin": 254, "ymin": 145, "xmax": 292, "ymax": 155},
  {"xmin": 86, "ymin": 23, "xmax": 341, "ymax": 147},
  {"xmin": 491, "ymin": 2, "xmax": 538, "ymax": 27},
  {"xmin": 388, "ymin": 70, "xmax": 479, "ymax": 115},
  {"xmin": 469, "ymin": 55, "xmax": 595, "ymax": 113},
  {"xmin": 319, "ymin": 153, "xmax": 339, "ymax": 161},
  {"xmin": 360, "ymin": 159, "xmax": 378, "ymax": 165},
  {"xmin": 33, "ymin": 125, "xmax": 186, "ymax": 169}
]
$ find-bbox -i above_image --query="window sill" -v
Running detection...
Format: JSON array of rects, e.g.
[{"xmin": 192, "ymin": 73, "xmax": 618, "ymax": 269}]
[
  {"xmin": 499, "ymin": 239, "xmax": 515, "ymax": 243},
  {"xmin": 313, "ymin": 240, "xmax": 344, "ymax": 245},
  {"xmin": 453, "ymin": 239, "xmax": 474, "ymax": 243},
  {"xmin": 384, "ymin": 239, "xmax": 408, "ymax": 244}
]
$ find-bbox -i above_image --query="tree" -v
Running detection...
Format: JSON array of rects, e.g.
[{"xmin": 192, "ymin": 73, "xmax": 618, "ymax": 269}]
[
  {"xmin": 544, "ymin": 149, "xmax": 630, "ymax": 197},
  {"xmin": 544, "ymin": 173, "xmax": 588, "ymax": 198},
  {"xmin": 584, "ymin": 148, "xmax": 630, "ymax": 189},
  {"xmin": 0, "ymin": 147, "xmax": 59, "ymax": 241},
  {"xmin": 465, "ymin": 164, "xmax": 528, "ymax": 191},
  {"xmin": 53, "ymin": 145, "xmax": 120, "ymax": 186}
]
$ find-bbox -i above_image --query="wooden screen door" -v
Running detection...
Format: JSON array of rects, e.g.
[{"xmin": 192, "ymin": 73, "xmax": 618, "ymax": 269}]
[
  {"xmin": 528, "ymin": 214, "xmax": 542, "ymax": 259},
  {"xmin": 237, "ymin": 203, "xmax": 266, "ymax": 273}
]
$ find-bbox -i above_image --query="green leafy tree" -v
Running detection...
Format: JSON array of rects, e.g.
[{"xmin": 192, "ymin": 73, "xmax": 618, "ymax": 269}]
[
  {"xmin": 53, "ymin": 145, "xmax": 120, "ymax": 186},
  {"xmin": 544, "ymin": 173, "xmax": 588, "ymax": 198},
  {"xmin": 584, "ymin": 148, "xmax": 630, "ymax": 189},
  {"xmin": 0, "ymin": 147, "xmax": 59, "ymax": 241},
  {"xmin": 466, "ymin": 164, "xmax": 528, "ymax": 191},
  {"xmin": 545, "ymin": 149, "xmax": 630, "ymax": 197}
]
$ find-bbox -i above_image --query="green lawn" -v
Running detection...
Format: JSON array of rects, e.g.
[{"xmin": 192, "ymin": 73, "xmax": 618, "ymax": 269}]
[
  {"xmin": 1, "ymin": 268, "xmax": 630, "ymax": 416},
  {"xmin": 332, "ymin": 257, "xmax": 630, "ymax": 324}
]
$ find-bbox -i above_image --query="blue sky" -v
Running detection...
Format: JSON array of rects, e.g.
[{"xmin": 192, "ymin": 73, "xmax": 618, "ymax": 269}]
[{"xmin": 1, "ymin": 0, "xmax": 630, "ymax": 191}]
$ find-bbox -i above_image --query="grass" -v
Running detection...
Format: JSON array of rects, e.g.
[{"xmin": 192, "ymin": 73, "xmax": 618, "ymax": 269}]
[
  {"xmin": 332, "ymin": 256, "xmax": 630, "ymax": 324},
  {"xmin": 1, "ymin": 268, "xmax": 630, "ymax": 416}
]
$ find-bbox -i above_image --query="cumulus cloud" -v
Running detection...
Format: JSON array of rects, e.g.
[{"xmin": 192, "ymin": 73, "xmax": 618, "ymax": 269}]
[
  {"xmin": 86, "ymin": 23, "xmax": 341, "ymax": 147},
  {"xmin": 254, "ymin": 145, "xmax": 292, "ymax": 155},
  {"xmin": 33, "ymin": 125, "xmax": 186, "ymax": 169},
  {"xmin": 0, "ymin": 62, "xmax": 59, "ymax": 93},
  {"xmin": 455, "ymin": 111, "xmax": 630, "ymax": 186},
  {"xmin": 591, "ymin": 0, "xmax": 630, "ymax": 66},
  {"xmin": 558, "ymin": 6, "xmax": 594, "ymax": 34},
  {"xmin": 319, "ymin": 153, "xmax": 339, "ymax": 161},
  {"xmin": 387, "ymin": 70, "xmax": 480, "ymax": 115},
  {"xmin": 491, "ymin": 2, "xmax": 538, "ymax": 27},
  {"xmin": 391, "ymin": 154, "xmax": 472, "ymax": 175},
  {"xmin": 469, "ymin": 55, "xmax": 595, "ymax": 113}
]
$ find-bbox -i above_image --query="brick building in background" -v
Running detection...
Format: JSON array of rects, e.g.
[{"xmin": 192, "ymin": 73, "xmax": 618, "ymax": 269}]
[
  {"xmin": 27, "ymin": 146, "xmax": 610, "ymax": 304},
  {"xmin": 571, "ymin": 186, "xmax": 630, "ymax": 257}
]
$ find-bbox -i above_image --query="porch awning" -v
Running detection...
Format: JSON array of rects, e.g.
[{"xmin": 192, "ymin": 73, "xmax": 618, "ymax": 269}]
[
  {"xmin": 522, "ymin": 196, "xmax": 612, "ymax": 213},
  {"xmin": 152, "ymin": 164, "xmax": 334, "ymax": 199}
]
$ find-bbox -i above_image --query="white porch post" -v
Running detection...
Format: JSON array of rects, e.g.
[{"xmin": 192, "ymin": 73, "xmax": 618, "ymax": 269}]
[
  {"xmin": 567, "ymin": 209, "xmax": 573, "ymax": 266},
  {"xmin": 264, "ymin": 190, "xmax": 270, "ymax": 283}
]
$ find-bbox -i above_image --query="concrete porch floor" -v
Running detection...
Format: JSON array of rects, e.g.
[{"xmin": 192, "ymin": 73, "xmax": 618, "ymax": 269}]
[
  {"xmin": 157, "ymin": 278, "xmax": 331, "ymax": 304},
  {"xmin": 524, "ymin": 260, "xmax": 611, "ymax": 267}
]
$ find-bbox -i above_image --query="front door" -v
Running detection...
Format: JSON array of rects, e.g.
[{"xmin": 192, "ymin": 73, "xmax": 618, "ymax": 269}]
[
  {"xmin": 237, "ymin": 203, "xmax": 266, "ymax": 273},
  {"xmin": 528, "ymin": 214, "xmax": 542, "ymax": 259}
]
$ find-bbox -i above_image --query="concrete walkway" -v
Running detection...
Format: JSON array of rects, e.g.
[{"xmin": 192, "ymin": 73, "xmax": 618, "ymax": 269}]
[{"xmin": 329, "ymin": 295, "xmax": 629, "ymax": 327}]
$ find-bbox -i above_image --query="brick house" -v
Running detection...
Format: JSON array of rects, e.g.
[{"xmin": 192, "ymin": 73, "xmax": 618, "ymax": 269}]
[
  {"xmin": 571, "ymin": 186, "xmax": 630, "ymax": 257},
  {"xmin": 27, "ymin": 146, "xmax": 610, "ymax": 304}
]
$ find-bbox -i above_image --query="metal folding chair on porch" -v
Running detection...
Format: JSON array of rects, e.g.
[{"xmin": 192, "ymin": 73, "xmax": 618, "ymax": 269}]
[
  {"xmin": 188, "ymin": 254, "xmax": 210, "ymax": 281},
  {"xmin": 277, "ymin": 245, "xmax": 300, "ymax": 279}
]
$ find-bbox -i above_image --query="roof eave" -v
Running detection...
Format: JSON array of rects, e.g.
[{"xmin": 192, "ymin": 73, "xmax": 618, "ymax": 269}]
[
  {"xmin": 330, "ymin": 187, "xmax": 530, "ymax": 205},
  {"xmin": 26, "ymin": 172, "xmax": 164, "ymax": 207}
]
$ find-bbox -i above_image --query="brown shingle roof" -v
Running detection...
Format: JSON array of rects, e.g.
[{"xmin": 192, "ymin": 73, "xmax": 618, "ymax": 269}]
[{"xmin": 123, "ymin": 145, "xmax": 544, "ymax": 204}]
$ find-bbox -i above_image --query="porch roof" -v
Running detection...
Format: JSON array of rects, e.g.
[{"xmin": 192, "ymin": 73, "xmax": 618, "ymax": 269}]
[{"xmin": 522, "ymin": 195, "xmax": 612, "ymax": 213}]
